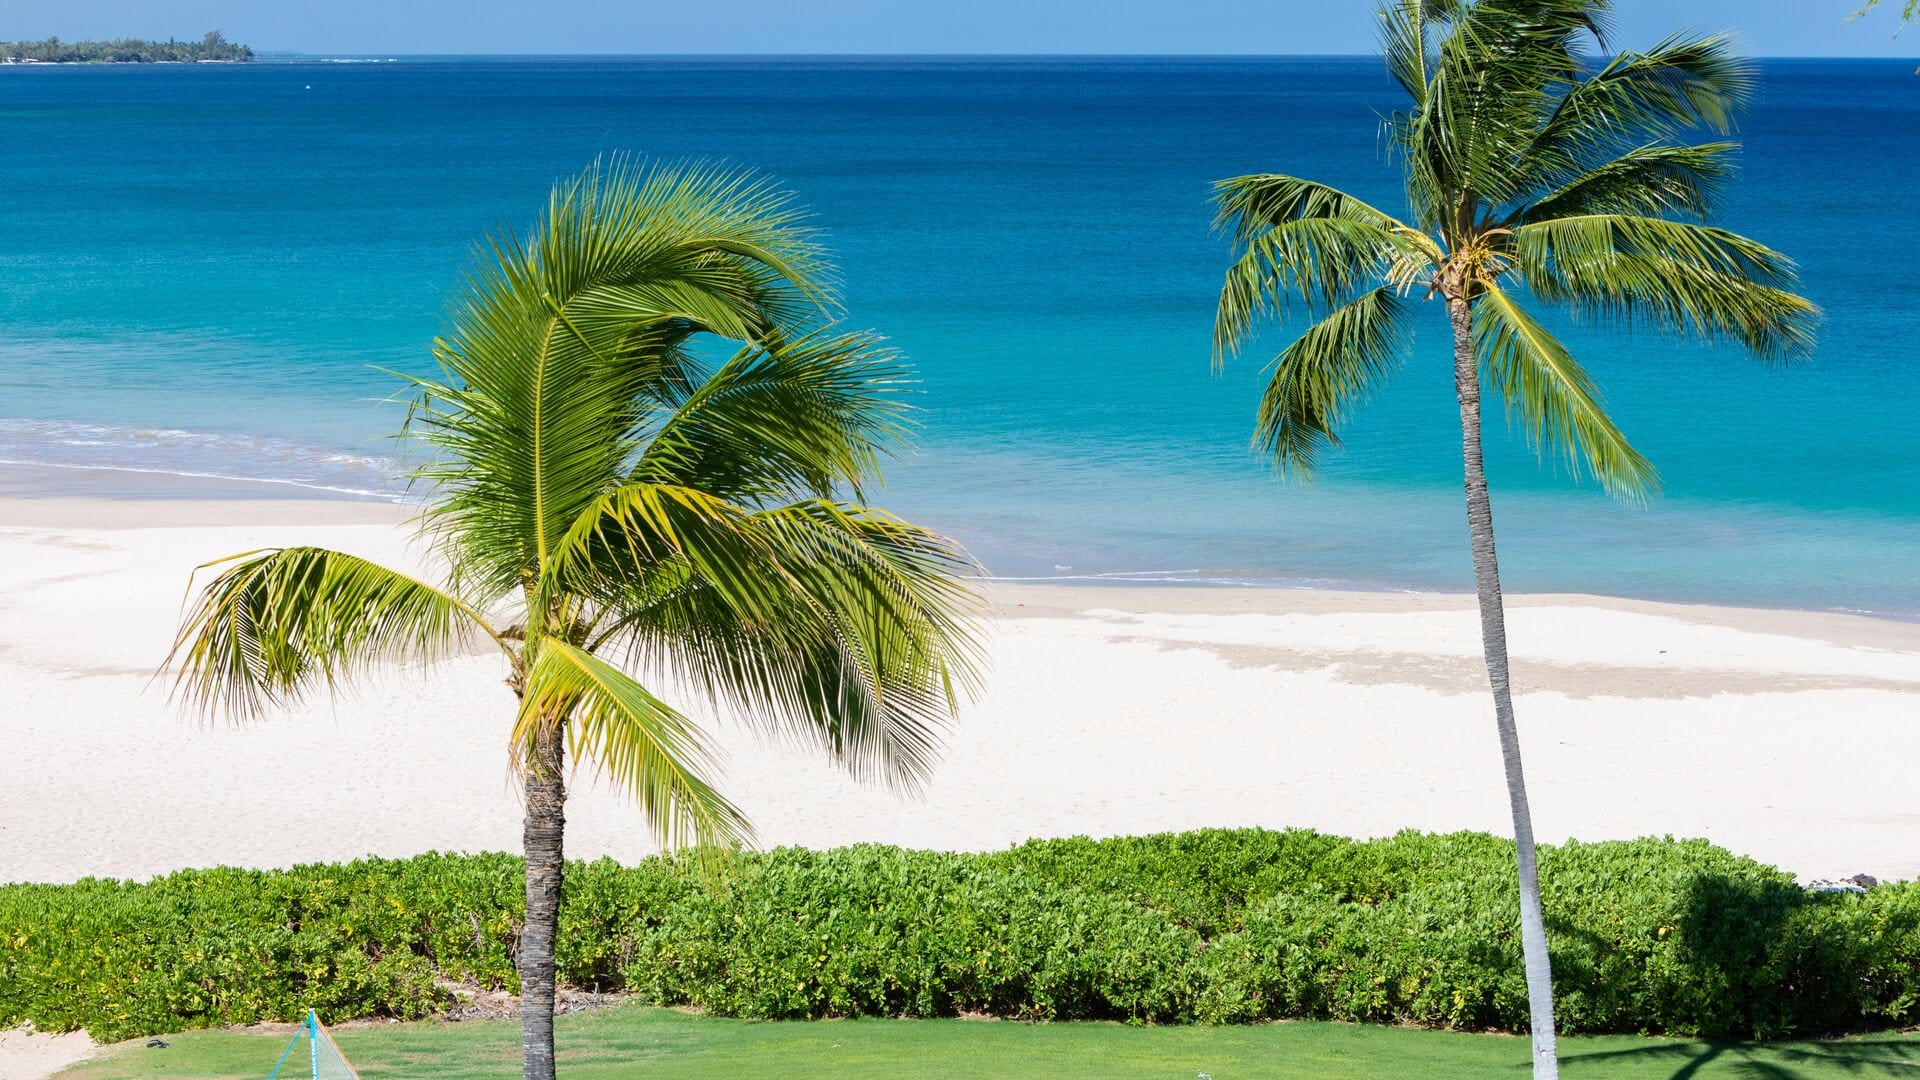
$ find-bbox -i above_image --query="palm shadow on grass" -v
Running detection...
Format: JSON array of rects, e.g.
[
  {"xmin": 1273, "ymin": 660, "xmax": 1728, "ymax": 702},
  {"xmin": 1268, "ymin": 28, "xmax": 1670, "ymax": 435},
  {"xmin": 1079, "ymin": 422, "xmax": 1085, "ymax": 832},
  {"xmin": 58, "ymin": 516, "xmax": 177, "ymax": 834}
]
[{"xmin": 1560, "ymin": 1038, "xmax": 1920, "ymax": 1079}]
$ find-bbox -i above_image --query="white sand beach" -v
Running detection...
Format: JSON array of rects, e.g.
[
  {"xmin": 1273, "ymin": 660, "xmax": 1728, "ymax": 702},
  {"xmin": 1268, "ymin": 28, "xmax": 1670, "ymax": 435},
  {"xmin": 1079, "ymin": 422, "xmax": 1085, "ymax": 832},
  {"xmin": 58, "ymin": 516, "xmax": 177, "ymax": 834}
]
[{"xmin": 4, "ymin": 469, "xmax": 1919, "ymax": 893}]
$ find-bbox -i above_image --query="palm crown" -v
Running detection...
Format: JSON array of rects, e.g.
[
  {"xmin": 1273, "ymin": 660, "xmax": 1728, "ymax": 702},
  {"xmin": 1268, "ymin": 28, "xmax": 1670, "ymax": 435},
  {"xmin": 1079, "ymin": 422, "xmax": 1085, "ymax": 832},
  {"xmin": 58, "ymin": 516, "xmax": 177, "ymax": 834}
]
[
  {"xmin": 169, "ymin": 158, "xmax": 985, "ymax": 852},
  {"xmin": 1214, "ymin": 0, "xmax": 1819, "ymax": 499}
]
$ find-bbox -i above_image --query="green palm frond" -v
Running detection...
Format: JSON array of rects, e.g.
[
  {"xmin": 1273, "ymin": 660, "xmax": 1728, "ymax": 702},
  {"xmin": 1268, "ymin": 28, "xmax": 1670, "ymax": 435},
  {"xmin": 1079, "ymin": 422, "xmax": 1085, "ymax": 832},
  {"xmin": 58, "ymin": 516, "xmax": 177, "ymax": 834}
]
[
  {"xmin": 636, "ymin": 329, "xmax": 910, "ymax": 504},
  {"xmin": 557, "ymin": 485, "xmax": 983, "ymax": 792},
  {"xmin": 1514, "ymin": 214, "xmax": 1820, "ymax": 359},
  {"xmin": 1253, "ymin": 286, "xmax": 1414, "ymax": 478},
  {"xmin": 1518, "ymin": 142, "xmax": 1735, "ymax": 224},
  {"xmin": 1403, "ymin": 0, "xmax": 1601, "ymax": 217},
  {"xmin": 515, "ymin": 638, "xmax": 750, "ymax": 852},
  {"xmin": 534, "ymin": 157, "xmax": 830, "ymax": 323},
  {"xmin": 1378, "ymin": 0, "xmax": 1465, "ymax": 104},
  {"xmin": 1557, "ymin": 32, "xmax": 1751, "ymax": 139},
  {"xmin": 167, "ymin": 547, "xmax": 504, "ymax": 720},
  {"xmin": 1475, "ymin": 284, "xmax": 1658, "ymax": 500},
  {"xmin": 1513, "ymin": 31, "xmax": 1752, "ymax": 198},
  {"xmin": 406, "ymin": 157, "xmax": 831, "ymax": 598},
  {"xmin": 1212, "ymin": 175, "xmax": 1410, "ymax": 363},
  {"xmin": 1214, "ymin": 217, "xmax": 1407, "ymax": 361},
  {"xmin": 547, "ymin": 480, "xmax": 790, "ymax": 618},
  {"xmin": 726, "ymin": 499, "xmax": 984, "ymax": 789},
  {"xmin": 1211, "ymin": 174, "xmax": 1402, "ymax": 242}
]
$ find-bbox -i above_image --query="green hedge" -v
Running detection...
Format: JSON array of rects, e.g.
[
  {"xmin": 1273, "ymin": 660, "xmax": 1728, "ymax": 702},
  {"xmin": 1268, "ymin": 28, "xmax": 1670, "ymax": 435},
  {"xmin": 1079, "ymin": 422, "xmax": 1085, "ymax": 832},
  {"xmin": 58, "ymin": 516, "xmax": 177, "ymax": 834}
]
[{"xmin": 2, "ymin": 830, "xmax": 1915, "ymax": 1042}]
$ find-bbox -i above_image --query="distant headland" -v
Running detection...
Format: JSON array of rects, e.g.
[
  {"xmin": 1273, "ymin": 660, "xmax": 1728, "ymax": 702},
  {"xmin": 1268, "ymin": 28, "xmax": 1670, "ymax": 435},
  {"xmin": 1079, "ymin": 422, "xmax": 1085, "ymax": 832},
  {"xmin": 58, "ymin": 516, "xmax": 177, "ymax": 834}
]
[{"xmin": 0, "ymin": 30, "xmax": 252, "ymax": 64}]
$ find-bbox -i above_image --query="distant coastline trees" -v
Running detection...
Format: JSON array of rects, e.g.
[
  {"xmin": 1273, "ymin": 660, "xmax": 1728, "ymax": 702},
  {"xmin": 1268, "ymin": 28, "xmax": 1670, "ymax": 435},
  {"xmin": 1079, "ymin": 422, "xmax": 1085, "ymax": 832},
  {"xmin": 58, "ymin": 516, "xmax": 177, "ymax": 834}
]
[{"xmin": 0, "ymin": 30, "xmax": 252, "ymax": 63}]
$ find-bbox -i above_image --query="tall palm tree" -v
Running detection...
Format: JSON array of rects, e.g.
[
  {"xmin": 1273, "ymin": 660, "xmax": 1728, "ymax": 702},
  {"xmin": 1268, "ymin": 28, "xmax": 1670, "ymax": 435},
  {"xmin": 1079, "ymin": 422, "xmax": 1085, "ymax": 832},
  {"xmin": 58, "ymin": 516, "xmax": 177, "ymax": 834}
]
[
  {"xmin": 1211, "ymin": 3, "xmax": 1816, "ymax": 1076},
  {"xmin": 167, "ymin": 159, "xmax": 984, "ymax": 1080}
]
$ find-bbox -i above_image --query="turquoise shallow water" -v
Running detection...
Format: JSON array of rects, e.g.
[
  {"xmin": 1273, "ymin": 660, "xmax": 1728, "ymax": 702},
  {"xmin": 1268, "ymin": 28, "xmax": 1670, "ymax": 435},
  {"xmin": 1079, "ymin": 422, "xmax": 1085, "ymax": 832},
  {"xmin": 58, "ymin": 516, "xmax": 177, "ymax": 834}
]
[{"xmin": 1, "ymin": 57, "xmax": 1917, "ymax": 612}]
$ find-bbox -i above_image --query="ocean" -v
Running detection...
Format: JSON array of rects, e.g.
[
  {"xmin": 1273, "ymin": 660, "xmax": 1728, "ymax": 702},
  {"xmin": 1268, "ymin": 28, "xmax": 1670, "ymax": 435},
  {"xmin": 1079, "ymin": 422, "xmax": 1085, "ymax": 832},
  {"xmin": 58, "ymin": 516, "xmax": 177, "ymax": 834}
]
[{"xmin": 2, "ymin": 56, "xmax": 1917, "ymax": 613}]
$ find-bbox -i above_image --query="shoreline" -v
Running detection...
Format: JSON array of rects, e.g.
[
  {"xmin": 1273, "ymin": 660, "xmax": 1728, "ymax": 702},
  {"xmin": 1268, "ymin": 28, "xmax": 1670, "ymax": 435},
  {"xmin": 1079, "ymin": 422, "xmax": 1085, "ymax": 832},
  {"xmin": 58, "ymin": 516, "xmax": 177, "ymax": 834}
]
[{"xmin": 7, "ymin": 462, "xmax": 1919, "ymax": 629}]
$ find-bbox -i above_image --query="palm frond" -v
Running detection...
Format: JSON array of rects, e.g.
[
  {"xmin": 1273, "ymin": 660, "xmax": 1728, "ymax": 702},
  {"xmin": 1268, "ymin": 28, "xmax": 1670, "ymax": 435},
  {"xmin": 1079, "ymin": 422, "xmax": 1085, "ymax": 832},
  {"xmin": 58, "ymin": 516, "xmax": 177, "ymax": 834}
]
[
  {"xmin": 545, "ymin": 480, "xmax": 785, "ymax": 631},
  {"xmin": 405, "ymin": 157, "xmax": 832, "ymax": 598},
  {"xmin": 1514, "ymin": 31, "xmax": 1753, "ymax": 197},
  {"xmin": 721, "ymin": 500, "xmax": 984, "ymax": 789},
  {"xmin": 1212, "ymin": 175, "xmax": 1409, "ymax": 363},
  {"xmin": 1517, "ymin": 141, "xmax": 1735, "ymax": 224},
  {"xmin": 540, "ymin": 156, "xmax": 831, "ymax": 320},
  {"xmin": 1214, "ymin": 218, "xmax": 1407, "ymax": 362},
  {"xmin": 1253, "ymin": 285, "xmax": 1413, "ymax": 478},
  {"xmin": 567, "ymin": 493, "xmax": 985, "ymax": 793},
  {"xmin": 1378, "ymin": 0, "xmax": 1466, "ymax": 104},
  {"xmin": 1405, "ymin": 0, "xmax": 1604, "ymax": 217},
  {"xmin": 1475, "ymin": 283, "xmax": 1658, "ymax": 500},
  {"xmin": 635, "ymin": 329, "xmax": 910, "ymax": 505},
  {"xmin": 1514, "ymin": 213, "xmax": 1820, "ymax": 359},
  {"xmin": 1212, "ymin": 174, "xmax": 1402, "ymax": 243},
  {"xmin": 515, "ymin": 638, "xmax": 751, "ymax": 852},
  {"xmin": 167, "ymin": 547, "xmax": 503, "ymax": 720}
]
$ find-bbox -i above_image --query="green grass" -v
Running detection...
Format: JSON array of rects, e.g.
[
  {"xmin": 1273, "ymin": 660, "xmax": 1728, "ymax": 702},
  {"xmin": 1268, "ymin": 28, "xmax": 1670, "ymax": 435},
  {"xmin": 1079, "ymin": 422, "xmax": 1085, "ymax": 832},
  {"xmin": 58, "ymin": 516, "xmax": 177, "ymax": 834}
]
[{"xmin": 55, "ymin": 1007, "xmax": 1920, "ymax": 1079}]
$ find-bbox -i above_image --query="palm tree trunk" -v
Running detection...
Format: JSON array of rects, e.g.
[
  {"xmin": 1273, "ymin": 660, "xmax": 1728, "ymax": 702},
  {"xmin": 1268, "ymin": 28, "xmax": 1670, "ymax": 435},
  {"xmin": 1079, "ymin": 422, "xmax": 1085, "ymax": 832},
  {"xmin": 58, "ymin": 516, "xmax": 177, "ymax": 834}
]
[
  {"xmin": 1448, "ymin": 297, "xmax": 1559, "ymax": 1080},
  {"xmin": 520, "ymin": 723, "xmax": 567, "ymax": 1080}
]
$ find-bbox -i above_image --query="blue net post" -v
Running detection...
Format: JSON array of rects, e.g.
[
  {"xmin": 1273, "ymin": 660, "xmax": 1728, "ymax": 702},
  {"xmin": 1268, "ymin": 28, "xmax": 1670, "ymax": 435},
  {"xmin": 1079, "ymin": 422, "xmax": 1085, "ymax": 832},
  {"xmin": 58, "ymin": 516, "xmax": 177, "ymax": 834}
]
[{"xmin": 308, "ymin": 1011, "xmax": 319, "ymax": 1080}]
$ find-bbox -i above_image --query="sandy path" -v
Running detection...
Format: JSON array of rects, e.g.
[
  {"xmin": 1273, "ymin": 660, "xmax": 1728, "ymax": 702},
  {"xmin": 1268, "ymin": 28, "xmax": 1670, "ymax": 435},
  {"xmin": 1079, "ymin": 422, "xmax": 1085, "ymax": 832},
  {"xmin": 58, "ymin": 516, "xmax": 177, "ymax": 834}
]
[{"xmin": 0, "ymin": 1027, "xmax": 97, "ymax": 1079}]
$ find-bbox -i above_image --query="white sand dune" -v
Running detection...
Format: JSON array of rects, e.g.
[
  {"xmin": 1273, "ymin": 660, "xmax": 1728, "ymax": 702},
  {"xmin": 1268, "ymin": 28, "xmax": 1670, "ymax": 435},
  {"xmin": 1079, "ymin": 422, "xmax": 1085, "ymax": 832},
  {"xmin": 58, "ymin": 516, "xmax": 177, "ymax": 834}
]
[{"xmin": 4, "ymin": 481, "xmax": 1917, "ymax": 893}]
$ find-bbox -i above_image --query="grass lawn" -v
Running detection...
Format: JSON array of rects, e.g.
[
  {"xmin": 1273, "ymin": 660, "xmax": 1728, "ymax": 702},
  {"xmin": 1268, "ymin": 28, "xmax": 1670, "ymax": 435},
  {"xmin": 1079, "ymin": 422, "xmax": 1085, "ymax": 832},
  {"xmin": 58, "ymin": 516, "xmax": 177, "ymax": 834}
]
[{"xmin": 54, "ymin": 1007, "xmax": 1920, "ymax": 1079}]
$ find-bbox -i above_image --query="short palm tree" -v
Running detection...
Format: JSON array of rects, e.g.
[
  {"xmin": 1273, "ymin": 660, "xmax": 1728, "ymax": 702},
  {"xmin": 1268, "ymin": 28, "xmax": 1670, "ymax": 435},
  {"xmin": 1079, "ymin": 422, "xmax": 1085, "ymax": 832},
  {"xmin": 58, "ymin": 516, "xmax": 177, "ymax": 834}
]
[
  {"xmin": 1212, "ymin": 3, "xmax": 1816, "ymax": 1076},
  {"xmin": 167, "ymin": 159, "xmax": 984, "ymax": 1080}
]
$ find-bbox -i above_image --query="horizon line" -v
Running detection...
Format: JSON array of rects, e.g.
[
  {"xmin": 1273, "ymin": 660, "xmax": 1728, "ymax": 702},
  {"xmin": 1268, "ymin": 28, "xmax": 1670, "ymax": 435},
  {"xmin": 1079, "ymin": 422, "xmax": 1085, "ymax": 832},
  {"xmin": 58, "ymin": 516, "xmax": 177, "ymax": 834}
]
[{"xmin": 246, "ymin": 50, "xmax": 1920, "ymax": 61}]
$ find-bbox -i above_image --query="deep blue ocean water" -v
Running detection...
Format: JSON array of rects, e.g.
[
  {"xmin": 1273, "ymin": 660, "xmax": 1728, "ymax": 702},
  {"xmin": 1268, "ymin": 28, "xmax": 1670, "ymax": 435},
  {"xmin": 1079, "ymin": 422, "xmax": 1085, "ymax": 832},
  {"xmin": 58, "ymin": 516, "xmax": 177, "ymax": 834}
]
[{"xmin": 2, "ymin": 57, "xmax": 1918, "ymax": 612}]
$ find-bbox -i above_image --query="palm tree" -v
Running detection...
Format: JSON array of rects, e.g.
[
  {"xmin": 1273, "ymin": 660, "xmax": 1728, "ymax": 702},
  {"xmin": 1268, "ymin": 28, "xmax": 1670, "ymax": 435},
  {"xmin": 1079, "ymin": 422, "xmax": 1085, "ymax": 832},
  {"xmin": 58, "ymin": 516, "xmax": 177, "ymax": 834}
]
[
  {"xmin": 1211, "ymin": 3, "xmax": 1815, "ymax": 1076},
  {"xmin": 167, "ymin": 159, "xmax": 984, "ymax": 1080}
]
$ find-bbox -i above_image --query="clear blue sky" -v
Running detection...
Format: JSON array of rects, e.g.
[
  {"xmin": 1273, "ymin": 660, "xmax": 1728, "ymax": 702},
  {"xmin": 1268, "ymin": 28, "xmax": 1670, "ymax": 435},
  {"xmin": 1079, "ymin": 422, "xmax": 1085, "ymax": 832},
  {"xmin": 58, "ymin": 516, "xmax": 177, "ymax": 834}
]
[{"xmin": 10, "ymin": 1, "xmax": 1916, "ymax": 58}]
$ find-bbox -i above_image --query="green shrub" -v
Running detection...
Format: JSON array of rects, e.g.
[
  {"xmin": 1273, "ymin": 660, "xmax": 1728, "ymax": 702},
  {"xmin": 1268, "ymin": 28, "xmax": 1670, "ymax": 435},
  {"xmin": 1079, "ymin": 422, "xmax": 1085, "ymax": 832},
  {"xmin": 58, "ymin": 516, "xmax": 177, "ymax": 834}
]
[
  {"xmin": 0, "ymin": 865, "xmax": 453, "ymax": 1041},
  {"xmin": 1, "ymin": 830, "xmax": 1914, "ymax": 1043},
  {"xmin": 629, "ymin": 846, "xmax": 1201, "ymax": 1022}
]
